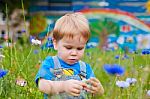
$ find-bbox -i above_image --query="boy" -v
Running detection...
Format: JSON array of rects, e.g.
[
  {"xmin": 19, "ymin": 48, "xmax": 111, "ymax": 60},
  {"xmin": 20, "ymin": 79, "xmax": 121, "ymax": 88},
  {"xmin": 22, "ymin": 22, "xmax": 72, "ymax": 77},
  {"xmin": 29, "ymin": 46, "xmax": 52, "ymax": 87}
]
[{"xmin": 35, "ymin": 12, "xmax": 104, "ymax": 99}]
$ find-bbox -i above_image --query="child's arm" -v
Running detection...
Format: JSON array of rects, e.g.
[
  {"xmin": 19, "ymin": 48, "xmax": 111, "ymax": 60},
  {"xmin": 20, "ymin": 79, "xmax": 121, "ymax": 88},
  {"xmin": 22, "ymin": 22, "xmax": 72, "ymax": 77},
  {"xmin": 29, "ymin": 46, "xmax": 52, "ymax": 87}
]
[
  {"xmin": 38, "ymin": 78, "xmax": 64, "ymax": 94},
  {"xmin": 38, "ymin": 78, "xmax": 87, "ymax": 96}
]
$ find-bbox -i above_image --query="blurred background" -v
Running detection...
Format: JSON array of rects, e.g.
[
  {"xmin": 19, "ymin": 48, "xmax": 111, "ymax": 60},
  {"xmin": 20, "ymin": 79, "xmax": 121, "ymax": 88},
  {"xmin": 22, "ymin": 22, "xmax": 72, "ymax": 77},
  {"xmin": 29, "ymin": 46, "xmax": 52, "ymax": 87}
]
[
  {"xmin": 0, "ymin": 1, "xmax": 150, "ymax": 99},
  {"xmin": 0, "ymin": 0, "xmax": 150, "ymax": 51}
]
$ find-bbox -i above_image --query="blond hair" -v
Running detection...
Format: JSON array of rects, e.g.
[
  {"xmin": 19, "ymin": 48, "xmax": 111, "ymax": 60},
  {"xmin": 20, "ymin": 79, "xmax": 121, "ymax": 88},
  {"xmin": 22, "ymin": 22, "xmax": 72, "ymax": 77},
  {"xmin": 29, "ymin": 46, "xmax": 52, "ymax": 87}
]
[{"xmin": 53, "ymin": 12, "xmax": 90, "ymax": 42}]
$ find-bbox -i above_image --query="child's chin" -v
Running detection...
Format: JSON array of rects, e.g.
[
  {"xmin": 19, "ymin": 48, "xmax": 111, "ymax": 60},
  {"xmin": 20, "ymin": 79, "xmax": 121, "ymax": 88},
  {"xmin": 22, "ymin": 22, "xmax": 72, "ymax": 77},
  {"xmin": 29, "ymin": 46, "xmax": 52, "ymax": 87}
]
[
  {"xmin": 68, "ymin": 62, "xmax": 76, "ymax": 65},
  {"xmin": 67, "ymin": 60, "xmax": 78, "ymax": 65}
]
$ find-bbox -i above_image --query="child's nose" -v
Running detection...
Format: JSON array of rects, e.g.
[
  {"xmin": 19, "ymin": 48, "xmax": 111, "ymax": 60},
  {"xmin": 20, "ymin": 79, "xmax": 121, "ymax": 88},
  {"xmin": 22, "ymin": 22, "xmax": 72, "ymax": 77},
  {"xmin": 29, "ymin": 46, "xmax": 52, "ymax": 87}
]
[{"xmin": 70, "ymin": 49, "xmax": 77, "ymax": 55}]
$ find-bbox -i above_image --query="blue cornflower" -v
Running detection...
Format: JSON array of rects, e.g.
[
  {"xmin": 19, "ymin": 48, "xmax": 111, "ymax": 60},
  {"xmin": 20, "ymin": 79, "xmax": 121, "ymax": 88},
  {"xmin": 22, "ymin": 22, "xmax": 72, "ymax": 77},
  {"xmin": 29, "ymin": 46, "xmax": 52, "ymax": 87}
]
[
  {"xmin": 86, "ymin": 45, "xmax": 93, "ymax": 49},
  {"xmin": 116, "ymin": 80, "xmax": 130, "ymax": 88},
  {"xmin": 47, "ymin": 42, "xmax": 54, "ymax": 48},
  {"xmin": 0, "ymin": 45, "xmax": 3, "ymax": 49},
  {"xmin": 115, "ymin": 55, "xmax": 119, "ymax": 59},
  {"xmin": 142, "ymin": 49, "xmax": 150, "ymax": 55},
  {"xmin": 29, "ymin": 36, "xmax": 36, "ymax": 43},
  {"xmin": 86, "ymin": 42, "xmax": 98, "ymax": 49},
  {"xmin": 126, "ymin": 77, "xmax": 137, "ymax": 85},
  {"xmin": 103, "ymin": 64, "xmax": 125, "ymax": 76},
  {"xmin": 47, "ymin": 37, "xmax": 52, "ymax": 41},
  {"xmin": 0, "ymin": 69, "xmax": 8, "ymax": 78},
  {"xmin": 86, "ymin": 52, "xmax": 91, "ymax": 57},
  {"xmin": 21, "ymin": 29, "xmax": 26, "ymax": 33},
  {"xmin": 129, "ymin": 49, "xmax": 138, "ymax": 54},
  {"xmin": 33, "ymin": 50, "xmax": 39, "ymax": 54},
  {"xmin": 46, "ymin": 37, "xmax": 54, "ymax": 48},
  {"xmin": 122, "ymin": 54, "xmax": 129, "ymax": 60},
  {"xmin": 115, "ymin": 54, "xmax": 129, "ymax": 60},
  {"xmin": 86, "ymin": 52, "xmax": 92, "ymax": 59}
]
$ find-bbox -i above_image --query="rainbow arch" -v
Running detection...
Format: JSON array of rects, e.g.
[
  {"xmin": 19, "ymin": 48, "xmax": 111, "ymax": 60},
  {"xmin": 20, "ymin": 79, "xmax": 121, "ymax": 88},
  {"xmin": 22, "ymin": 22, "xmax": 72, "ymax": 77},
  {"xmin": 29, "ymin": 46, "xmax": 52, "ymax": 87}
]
[{"xmin": 79, "ymin": 8, "xmax": 150, "ymax": 33}]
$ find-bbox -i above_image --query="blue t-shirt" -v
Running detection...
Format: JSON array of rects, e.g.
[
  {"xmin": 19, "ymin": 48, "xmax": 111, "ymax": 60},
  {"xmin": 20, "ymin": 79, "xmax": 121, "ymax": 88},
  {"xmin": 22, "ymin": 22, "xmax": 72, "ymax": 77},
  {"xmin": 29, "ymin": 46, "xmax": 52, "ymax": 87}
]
[
  {"xmin": 35, "ymin": 56, "xmax": 95, "ymax": 85},
  {"xmin": 35, "ymin": 56, "xmax": 95, "ymax": 98}
]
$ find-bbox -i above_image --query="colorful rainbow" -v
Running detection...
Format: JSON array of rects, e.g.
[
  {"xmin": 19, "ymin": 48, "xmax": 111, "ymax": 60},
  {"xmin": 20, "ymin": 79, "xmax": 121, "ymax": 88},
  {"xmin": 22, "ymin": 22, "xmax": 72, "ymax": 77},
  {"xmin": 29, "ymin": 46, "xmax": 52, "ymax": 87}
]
[{"xmin": 79, "ymin": 8, "xmax": 150, "ymax": 33}]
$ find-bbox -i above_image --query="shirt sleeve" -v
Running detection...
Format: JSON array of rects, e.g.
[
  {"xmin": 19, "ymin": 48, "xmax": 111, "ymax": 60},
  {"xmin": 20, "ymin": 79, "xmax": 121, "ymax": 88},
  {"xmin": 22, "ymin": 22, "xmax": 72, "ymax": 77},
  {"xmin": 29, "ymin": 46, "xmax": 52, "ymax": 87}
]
[
  {"xmin": 35, "ymin": 56, "xmax": 54, "ymax": 86},
  {"xmin": 86, "ymin": 63, "xmax": 95, "ymax": 79}
]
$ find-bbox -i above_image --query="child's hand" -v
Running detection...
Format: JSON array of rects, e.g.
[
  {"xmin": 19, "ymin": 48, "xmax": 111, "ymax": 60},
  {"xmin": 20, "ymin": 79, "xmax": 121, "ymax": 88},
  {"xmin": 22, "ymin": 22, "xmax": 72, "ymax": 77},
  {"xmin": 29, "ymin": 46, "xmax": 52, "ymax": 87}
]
[
  {"xmin": 84, "ymin": 77, "xmax": 104, "ymax": 95},
  {"xmin": 62, "ymin": 79, "xmax": 87, "ymax": 96}
]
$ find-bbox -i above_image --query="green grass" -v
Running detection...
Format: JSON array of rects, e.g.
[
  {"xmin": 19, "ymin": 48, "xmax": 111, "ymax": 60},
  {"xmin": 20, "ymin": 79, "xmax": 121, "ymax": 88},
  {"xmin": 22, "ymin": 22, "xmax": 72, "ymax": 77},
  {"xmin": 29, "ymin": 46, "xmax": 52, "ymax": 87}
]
[{"xmin": 0, "ymin": 44, "xmax": 149, "ymax": 99}]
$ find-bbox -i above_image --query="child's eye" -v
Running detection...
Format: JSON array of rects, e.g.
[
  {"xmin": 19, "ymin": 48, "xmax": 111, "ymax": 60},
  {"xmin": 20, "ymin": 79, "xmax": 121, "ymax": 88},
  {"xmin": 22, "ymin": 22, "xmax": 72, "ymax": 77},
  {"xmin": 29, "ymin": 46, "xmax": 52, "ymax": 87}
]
[
  {"xmin": 65, "ymin": 46, "xmax": 72, "ymax": 49},
  {"xmin": 77, "ymin": 47, "xmax": 84, "ymax": 50}
]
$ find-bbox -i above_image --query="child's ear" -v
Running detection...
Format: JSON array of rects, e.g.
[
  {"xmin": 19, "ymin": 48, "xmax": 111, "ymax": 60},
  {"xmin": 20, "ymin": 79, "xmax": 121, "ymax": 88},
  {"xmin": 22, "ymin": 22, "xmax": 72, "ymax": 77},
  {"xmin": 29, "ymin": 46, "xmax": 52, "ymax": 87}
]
[{"xmin": 52, "ymin": 38, "xmax": 58, "ymax": 50}]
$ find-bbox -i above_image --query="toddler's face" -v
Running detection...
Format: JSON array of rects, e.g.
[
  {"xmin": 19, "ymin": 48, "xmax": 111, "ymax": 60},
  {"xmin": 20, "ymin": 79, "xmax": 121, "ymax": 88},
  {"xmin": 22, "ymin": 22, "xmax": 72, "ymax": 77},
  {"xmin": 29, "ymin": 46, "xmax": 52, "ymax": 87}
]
[{"xmin": 54, "ymin": 35, "xmax": 87, "ymax": 65}]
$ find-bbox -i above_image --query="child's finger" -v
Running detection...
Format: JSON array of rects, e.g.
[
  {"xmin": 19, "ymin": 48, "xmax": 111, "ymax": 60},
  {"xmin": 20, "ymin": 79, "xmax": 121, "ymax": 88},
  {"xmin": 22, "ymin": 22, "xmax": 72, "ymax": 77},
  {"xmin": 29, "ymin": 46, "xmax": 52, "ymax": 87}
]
[
  {"xmin": 78, "ymin": 81, "xmax": 87, "ymax": 88},
  {"xmin": 81, "ymin": 82, "xmax": 87, "ymax": 88},
  {"xmin": 87, "ymin": 79, "xmax": 99, "ymax": 87},
  {"xmin": 69, "ymin": 92, "xmax": 80, "ymax": 97},
  {"xmin": 89, "ymin": 77, "xmax": 99, "ymax": 83},
  {"xmin": 69, "ymin": 88, "xmax": 81, "ymax": 96},
  {"xmin": 84, "ymin": 85, "xmax": 96, "ymax": 94}
]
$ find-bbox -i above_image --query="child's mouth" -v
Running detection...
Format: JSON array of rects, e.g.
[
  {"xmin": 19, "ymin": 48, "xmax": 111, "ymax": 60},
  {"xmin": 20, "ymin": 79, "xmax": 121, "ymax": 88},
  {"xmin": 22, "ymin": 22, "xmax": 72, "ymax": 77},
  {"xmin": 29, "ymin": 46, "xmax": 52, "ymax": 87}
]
[{"xmin": 68, "ymin": 59, "xmax": 77, "ymax": 63}]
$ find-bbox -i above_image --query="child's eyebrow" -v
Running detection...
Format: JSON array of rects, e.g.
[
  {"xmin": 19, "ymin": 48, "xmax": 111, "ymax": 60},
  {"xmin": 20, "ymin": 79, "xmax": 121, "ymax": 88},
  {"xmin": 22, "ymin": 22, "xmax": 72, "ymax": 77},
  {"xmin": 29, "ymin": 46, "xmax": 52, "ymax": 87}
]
[
  {"xmin": 63, "ymin": 44, "xmax": 72, "ymax": 46},
  {"xmin": 64, "ymin": 44, "xmax": 85, "ymax": 48}
]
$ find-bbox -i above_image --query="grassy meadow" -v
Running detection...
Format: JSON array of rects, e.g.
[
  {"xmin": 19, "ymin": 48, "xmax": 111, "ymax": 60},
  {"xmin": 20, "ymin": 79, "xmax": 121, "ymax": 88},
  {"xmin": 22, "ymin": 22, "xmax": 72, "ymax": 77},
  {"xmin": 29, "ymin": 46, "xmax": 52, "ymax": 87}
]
[
  {"xmin": 0, "ymin": 44, "xmax": 150, "ymax": 99},
  {"xmin": 0, "ymin": 0, "xmax": 150, "ymax": 98}
]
